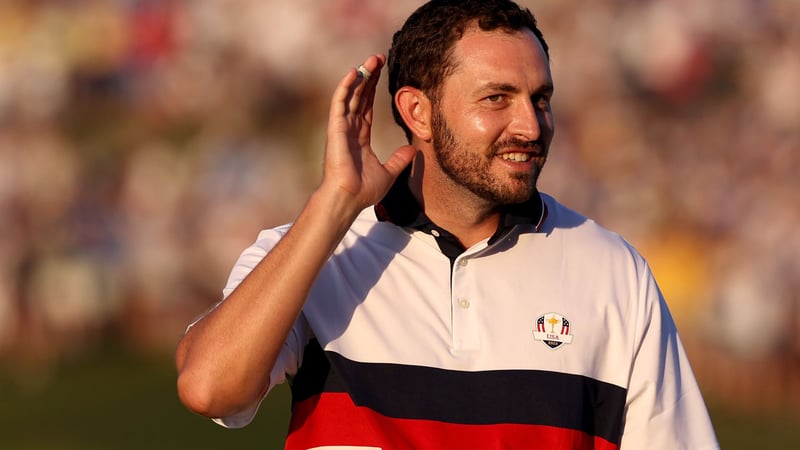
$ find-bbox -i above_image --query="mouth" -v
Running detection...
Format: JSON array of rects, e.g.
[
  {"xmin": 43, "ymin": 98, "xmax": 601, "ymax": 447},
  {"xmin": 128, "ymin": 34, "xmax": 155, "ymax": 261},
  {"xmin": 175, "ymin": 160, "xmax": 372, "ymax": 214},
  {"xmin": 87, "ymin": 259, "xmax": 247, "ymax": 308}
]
[
  {"xmin": 499, "ymin": 152, "xmax": 534, "ymax": 162},
  {"xmin": 494, "ymin": 139, "xmax": 545, "ymax": 164}
]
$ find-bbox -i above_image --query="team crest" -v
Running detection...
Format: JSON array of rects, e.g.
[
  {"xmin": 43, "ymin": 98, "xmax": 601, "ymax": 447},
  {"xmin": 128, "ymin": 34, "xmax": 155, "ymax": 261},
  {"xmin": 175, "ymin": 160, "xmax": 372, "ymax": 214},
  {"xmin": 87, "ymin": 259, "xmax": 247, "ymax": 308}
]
[{"xmin": 533, "ymin": 313, "xmax": 574, "ymax": 349}]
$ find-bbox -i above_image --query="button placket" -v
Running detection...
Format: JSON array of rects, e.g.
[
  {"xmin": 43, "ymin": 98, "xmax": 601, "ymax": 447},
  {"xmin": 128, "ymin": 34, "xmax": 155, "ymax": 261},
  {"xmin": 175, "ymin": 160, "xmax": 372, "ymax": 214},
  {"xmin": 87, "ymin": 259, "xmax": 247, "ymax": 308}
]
[{"xmin": 451, "ymin": 255, "xmax": 480, "ymax": 351}]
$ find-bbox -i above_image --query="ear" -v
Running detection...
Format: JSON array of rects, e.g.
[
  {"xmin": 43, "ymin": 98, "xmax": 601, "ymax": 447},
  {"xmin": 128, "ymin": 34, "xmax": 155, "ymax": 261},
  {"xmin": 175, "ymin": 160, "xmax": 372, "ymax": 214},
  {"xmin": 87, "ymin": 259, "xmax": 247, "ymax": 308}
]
[{"xmin": 394, "ymin": 87, "xmax": 433, "ymax": 142}]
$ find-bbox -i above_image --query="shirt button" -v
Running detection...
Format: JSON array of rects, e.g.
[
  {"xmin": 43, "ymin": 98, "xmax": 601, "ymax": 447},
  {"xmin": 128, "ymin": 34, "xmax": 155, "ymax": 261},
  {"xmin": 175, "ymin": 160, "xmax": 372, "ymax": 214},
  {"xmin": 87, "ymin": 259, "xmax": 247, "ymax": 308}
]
[
  {"xmin": 458, "ymin": 259, "xmax": 468, "ymax": 267},
  {"xmin": 458, "ymin": 298, "xmax": 471, "ymax": 309},
  {"xmin": 431, "ymin": 229, "xmax": 441, "ymax": 237}
]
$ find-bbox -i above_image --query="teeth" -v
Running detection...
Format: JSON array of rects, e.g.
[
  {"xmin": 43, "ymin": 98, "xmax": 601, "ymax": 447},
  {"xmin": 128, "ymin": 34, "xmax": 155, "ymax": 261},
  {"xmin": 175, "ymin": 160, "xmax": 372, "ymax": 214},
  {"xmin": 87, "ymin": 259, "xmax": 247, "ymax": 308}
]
[{"xmin": 500, "ymin": 152, "xmax": 531, "ymax": 162}]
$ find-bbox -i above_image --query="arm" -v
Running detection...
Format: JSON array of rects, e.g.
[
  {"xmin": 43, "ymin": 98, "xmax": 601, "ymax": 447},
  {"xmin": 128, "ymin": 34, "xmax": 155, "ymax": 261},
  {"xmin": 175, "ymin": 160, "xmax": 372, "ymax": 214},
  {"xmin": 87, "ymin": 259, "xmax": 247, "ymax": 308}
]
[{"xmin": 175, "ymin": 54, "xmax": 416, "ymax": 420}]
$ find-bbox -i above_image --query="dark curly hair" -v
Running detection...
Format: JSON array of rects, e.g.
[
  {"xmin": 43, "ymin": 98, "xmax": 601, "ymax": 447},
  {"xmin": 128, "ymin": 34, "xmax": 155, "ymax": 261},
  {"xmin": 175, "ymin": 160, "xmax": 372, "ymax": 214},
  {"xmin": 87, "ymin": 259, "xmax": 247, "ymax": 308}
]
[{"xmin": 387, "ymin": 0, "xmax": 549, "ymax": 141}]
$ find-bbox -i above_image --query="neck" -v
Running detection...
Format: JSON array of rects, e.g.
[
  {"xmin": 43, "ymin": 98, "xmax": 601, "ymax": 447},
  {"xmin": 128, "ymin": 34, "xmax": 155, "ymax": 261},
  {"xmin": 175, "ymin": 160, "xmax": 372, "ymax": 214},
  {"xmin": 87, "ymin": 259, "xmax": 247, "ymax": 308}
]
[{"xmin": 408, "ymin": 155, "xmax": 501, "ymax": 249}]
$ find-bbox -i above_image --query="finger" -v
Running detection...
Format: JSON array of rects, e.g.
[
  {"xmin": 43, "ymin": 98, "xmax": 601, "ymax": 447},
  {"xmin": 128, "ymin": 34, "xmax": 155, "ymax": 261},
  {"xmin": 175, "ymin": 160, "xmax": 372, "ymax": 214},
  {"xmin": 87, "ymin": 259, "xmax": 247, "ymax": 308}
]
[
  {"xmin": 348, "ymin": 54, "xmax": 384, "ymax": 117},
  {"xmin": 327, "ymin": 54, "xmax": 385, "ymax": 143},
  {"xmin": 358, "ymin": 56, "xmax": 385, "ymax": 122},
  {"xmin": 329, "ymin": 68, "xmax": 360, "ymax": 127},
  {"xmin": 353, "ymin": 56, "xmax": 386, "ymax": 144},
  {"xmin": 353, "ymin": 54, "xmax": 384, "ymax": 91}
]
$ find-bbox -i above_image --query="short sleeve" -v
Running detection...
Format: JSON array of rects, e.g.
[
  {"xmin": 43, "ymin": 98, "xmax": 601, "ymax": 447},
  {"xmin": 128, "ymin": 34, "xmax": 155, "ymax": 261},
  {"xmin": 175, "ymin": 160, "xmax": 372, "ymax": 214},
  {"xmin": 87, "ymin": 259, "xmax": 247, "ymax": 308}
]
[
  {"xmin": 212, "ymin": 316, "xmax": 310, "ymax": 428},
  {"xmin": 620, "ymin": 264, "xmax": 719, "ymax": 449},
  {"xmin": 193, "ymin": 227, "xmax": 312, "ymax": 428}
]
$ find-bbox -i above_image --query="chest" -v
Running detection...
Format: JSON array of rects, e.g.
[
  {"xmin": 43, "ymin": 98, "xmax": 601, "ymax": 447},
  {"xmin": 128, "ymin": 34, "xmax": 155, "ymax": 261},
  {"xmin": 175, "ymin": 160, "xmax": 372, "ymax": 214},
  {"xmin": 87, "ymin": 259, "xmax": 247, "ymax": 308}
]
[{"xmin": 304, "ymin": 235, "xmax": 638, "ymax": 387}]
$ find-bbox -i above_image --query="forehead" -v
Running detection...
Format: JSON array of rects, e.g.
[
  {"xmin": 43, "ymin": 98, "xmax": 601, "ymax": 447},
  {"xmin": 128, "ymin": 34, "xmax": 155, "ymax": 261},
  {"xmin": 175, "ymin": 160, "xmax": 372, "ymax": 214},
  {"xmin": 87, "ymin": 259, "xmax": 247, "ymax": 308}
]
[{"xmin": 447, "ymin": 26, "xmax": 551, "ymax": 90}]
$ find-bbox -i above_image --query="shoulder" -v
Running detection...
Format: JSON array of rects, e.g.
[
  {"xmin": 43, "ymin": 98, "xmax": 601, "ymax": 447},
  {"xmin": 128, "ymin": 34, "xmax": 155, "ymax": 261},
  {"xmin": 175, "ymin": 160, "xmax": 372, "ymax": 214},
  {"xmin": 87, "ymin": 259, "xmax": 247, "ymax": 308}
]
[
  {"xmin": 540, "ymin": 194, "xmax": 638, "ymax": 250},
  {"xmin": 336, "ymin": 207, "xmax": 413, "ymax": 251},
  {"xmin": 538, "ymin": 193, "xmax": 649, "ymax": 276},
  {"xmin": 248, "ymin": 207, "xmax": 406, "ymax": 256}
]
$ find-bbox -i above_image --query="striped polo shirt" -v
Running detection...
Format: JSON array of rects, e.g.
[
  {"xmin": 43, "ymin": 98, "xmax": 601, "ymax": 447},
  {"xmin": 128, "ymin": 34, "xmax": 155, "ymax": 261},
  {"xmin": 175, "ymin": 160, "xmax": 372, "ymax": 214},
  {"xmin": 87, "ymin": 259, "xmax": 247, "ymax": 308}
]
[{"xmin": 215, "ymin": 175, "xmax": 719, "ymax": 450}]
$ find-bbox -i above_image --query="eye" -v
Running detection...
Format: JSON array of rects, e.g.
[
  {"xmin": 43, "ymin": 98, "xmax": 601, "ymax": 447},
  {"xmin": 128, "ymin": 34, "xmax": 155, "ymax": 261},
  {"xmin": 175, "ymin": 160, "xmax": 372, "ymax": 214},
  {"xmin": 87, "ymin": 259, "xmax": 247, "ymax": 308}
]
[
  {"xmin": 532, "ymin": 94, "xmax": 551, "ymax": 109},
  {"xmin": 485, "ymin": 94, "xmax": 506, "ymax": 103}
]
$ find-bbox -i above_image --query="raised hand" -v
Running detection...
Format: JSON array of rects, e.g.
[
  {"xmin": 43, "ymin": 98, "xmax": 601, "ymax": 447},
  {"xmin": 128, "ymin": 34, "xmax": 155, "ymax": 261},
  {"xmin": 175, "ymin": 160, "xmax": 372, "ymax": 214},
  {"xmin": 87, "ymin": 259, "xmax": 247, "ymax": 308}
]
[{"xmin": 322, "ymin": 54, "xmax": 416, "ymax": 211}]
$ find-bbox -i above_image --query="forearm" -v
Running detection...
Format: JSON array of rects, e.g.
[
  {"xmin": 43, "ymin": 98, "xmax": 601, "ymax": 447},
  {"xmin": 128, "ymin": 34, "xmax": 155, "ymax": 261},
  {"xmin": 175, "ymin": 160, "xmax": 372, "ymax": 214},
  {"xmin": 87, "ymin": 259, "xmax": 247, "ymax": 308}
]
[
  {"xmin": 176, "ymin": 51, "xmax": 414, "ymax": 420},
  {"xmin": 176, "ymin": 186, "xmax": 363, "ymax": 418}
]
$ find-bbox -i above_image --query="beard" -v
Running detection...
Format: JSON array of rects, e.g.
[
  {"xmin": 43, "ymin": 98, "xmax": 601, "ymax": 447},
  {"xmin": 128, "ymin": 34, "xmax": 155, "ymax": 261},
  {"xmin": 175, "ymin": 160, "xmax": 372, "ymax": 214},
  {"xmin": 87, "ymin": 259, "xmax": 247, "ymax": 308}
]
[{"xmin": 431, "ymin": 107, "xmax": 546, "ymax": 205}]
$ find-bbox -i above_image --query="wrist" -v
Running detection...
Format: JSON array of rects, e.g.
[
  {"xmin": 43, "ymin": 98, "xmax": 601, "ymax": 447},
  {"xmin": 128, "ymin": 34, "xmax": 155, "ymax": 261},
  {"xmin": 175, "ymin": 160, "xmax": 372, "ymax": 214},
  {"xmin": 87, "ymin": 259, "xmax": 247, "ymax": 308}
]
[{"xmin": 306, "ymin": 185, "xmax": 366, "ymax": 234}]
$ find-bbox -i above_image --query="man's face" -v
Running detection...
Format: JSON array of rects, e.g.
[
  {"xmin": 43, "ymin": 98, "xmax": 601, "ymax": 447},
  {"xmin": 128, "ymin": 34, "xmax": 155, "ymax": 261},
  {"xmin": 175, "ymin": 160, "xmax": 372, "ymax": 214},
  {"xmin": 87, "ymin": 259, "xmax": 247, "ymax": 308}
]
[{"xmin": 430, "ymin": 27, "xmax": 554, "ymax": 205}]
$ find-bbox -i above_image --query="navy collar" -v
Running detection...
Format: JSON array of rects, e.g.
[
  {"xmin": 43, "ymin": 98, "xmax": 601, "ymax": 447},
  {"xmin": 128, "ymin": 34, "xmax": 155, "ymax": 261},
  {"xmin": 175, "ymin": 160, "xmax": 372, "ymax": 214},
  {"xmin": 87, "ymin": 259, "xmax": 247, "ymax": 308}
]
[{"xmin": 374, "ymin": 166, "xmax": 546, "ymax": 252}]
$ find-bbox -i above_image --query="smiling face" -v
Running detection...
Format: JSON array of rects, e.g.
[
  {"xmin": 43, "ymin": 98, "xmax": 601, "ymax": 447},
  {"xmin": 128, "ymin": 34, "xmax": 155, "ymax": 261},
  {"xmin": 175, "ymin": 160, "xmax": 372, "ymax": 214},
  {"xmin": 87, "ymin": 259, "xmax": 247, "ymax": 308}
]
[{"xmin": 429, "ymin": 26, "xmax": 554, "ymax": 205}]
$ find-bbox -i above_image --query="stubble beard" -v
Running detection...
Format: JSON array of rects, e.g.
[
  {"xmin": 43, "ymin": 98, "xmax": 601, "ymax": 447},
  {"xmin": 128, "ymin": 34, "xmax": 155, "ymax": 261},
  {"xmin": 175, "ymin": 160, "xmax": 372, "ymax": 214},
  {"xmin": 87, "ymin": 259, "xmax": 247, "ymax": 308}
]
[{"xmin": 431, "ymin": 107, "xmax": 544, "ymax": 205}]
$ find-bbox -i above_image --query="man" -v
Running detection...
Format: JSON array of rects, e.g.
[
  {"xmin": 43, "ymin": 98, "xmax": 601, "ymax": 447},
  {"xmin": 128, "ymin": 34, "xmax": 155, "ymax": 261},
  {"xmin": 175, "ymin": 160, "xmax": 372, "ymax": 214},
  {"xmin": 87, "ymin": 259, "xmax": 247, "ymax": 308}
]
[{"xmin": 176, "ymin": 1, "xmax": 720, "ymax": 448}]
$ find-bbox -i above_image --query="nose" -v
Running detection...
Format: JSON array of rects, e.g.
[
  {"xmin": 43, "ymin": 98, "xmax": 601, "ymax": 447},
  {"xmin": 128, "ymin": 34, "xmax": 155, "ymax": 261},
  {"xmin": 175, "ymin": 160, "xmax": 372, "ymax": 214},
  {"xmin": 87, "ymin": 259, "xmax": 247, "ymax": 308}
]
[{"xmin": 508, "ymin": 98, "xmax": 543, "ymax": 142}]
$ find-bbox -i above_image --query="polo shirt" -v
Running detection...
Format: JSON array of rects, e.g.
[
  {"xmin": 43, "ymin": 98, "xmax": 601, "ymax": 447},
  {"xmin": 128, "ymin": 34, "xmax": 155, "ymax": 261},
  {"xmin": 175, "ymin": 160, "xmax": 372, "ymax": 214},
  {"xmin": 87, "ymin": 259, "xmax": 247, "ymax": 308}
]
[{"xmin": 214, "ymin": 175, "xmax": 719, "ymax": 450}]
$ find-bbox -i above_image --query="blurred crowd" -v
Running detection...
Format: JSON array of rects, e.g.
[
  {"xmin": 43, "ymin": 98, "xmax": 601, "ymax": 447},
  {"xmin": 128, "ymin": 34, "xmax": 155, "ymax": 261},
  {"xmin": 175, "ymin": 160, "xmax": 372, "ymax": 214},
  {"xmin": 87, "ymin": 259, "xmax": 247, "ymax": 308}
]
[{"xmin": 0, "ymin": 0, "xmax": 798, "ymax": 411}]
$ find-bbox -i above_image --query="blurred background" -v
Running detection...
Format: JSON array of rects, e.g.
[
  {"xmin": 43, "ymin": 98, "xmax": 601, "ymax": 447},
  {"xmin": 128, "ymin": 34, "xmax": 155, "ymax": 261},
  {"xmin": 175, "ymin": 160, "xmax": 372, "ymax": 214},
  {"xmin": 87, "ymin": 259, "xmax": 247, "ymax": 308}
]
[{"xmin": 0, "ymin": 0, "xmax": 797, "ymax": 448}]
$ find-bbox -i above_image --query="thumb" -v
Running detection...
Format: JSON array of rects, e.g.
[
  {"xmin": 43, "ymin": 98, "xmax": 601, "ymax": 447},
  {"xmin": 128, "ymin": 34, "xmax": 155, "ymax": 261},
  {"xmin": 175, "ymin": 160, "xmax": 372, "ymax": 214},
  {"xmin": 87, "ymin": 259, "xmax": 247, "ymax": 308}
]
[{"xmin": 382, "ymin": 145, "xmax": 417, "ymax": 180}]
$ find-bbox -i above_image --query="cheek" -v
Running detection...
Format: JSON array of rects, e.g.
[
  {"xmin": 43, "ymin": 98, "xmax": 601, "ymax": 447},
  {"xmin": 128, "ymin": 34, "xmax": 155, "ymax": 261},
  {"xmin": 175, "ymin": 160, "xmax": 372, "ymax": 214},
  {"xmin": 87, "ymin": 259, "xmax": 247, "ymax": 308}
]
[{"xmin": 458, "ymin": 111, "xmax": 507, "ymax": 142}]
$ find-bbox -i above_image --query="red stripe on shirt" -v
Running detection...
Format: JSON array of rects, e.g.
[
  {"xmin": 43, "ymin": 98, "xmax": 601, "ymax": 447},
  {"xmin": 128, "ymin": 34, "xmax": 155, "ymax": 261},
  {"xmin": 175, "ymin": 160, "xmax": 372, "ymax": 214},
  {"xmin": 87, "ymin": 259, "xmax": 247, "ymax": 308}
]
[{"xmin": 285, "ymin": 392, "xmax": 619, "ymax": 450}]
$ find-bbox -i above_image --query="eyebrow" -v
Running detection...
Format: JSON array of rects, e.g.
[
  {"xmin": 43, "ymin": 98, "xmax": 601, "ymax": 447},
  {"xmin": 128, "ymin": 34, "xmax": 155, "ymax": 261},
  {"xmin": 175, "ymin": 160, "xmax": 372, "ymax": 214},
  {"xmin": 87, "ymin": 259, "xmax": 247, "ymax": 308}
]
[{"xmin": 477, "ymin": 82, "xmax": 554, "ymax": 96}]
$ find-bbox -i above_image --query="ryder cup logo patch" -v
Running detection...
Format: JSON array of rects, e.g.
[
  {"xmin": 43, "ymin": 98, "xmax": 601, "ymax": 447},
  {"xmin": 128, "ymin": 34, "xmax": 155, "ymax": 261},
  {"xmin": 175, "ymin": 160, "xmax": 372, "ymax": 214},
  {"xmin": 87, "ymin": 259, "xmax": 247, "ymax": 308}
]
[{"xmin": 533, "ymin": 313, "xmax": 574, "ymax": 350}]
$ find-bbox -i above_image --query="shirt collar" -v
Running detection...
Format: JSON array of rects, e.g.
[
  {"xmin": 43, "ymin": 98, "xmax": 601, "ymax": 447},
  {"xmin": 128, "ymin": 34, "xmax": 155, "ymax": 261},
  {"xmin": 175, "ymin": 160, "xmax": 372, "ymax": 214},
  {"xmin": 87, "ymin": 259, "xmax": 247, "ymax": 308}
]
[{"xmin": 374, "ymin": 166, "xmax": 547, "ymax": 244}]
